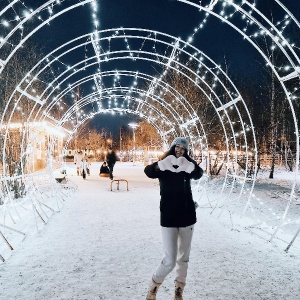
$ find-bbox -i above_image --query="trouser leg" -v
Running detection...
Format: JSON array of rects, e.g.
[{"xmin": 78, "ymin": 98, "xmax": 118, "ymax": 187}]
[
  {"xmin": 109, "ymin": 165, "xmax": 114, "ymax": 179},
  {"xmin": 153, "ymin": 227, "xmax": 178, "ymax": 284},
  {"xmin": 174, "ymin": 225, "xmax": 194, "ymax": 283}
]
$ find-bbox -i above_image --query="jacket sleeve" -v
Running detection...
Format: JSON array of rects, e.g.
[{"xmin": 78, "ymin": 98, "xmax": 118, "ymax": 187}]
[
  {"xmin": 144, "ymin": 162, "xmax": 160, "ymax": 178},
  {"xmin": 189, "ymin": 161, "xmax": 203, "ymax": 180}
]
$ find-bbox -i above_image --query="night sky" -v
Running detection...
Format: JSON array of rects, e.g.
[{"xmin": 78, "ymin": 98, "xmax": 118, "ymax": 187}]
[{"xmin": 27, "ymin": 0, "xmax": 300, "ymax": 136}]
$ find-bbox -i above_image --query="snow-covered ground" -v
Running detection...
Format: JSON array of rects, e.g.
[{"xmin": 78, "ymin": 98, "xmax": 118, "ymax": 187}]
[{"xmin": 0, "ymin": 162, "xmax": 300, "ymax": 299}]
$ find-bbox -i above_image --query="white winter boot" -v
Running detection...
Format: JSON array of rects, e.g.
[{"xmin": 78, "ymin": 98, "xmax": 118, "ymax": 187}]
[
  {"xmin": 146, "ymin": 278, "xmax": 161, "ymax": 300},
  {"xmin": 174, "ymin": 280, "xmax": 185, "ymax": 300}
]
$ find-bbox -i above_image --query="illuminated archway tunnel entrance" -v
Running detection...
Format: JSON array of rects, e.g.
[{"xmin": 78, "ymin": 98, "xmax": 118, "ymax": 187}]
[{"xmin": 0, "ymin": 0, "xmax": 299, "ymax": 255}]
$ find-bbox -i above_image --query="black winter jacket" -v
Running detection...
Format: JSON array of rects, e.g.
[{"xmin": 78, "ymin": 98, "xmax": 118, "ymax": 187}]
[
  {"xmin": 106, "ymin": 151, "xmax": 117, "ymax": 166},
  {"xmin": 144, "ymin": 153, "xmax": 203, "ymax": 227}
]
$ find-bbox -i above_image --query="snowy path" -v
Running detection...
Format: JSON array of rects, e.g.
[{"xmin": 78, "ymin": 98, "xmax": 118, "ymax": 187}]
[{"xmin": 0, "ymin": 162, "xmax": 300, "ymax": 300}]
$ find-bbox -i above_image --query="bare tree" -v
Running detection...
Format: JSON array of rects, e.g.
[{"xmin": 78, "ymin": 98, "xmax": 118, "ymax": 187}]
[
  {"xmin": 0, "ymin": 42, "xmax": 47, "ymax": 197},
  {"xmin": 135, "ymin": 120, "xmax": 162, "ymax": 149},
  {"xmin": 68, "ymin": 128, "xmax": 106, "ymax": 149}
]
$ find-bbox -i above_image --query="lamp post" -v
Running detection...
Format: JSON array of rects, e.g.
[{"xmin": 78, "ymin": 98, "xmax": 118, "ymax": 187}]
[
  {"xmin": 128, "ymin": 122, "xmax": 138, "ymax": 163},
  {"xmin": 119, "ymin": 127, "xmax": 122, "ymax": 152}
]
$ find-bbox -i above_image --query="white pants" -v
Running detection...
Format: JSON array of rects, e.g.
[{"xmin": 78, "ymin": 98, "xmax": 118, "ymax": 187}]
[{"xmin": 153, "ymin": 225, "xmax": 194, "ymax": 284}]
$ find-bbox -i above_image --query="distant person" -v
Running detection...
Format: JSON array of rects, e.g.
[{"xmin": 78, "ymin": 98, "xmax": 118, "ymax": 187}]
[
  {"xmin": 86, "ymin": 156, "xmax": 91, "ymax": 176},
  {"xmin": 74, "ymin": 150, "xmax": 84, "ymax": 176},
  {"xmin": 144, "ymin": 137, "xmax": 203, "ymax": 300},
  {"xmin": 99, "ymin": 161, "xmax": 110, "ymax": 177},
  {"xmin": 106, "ymin": 148, "xmax": 117, "ymax": 180},
  {"xmin": 80, "ymin": 156, "xmax": 89, "ymax": 180}
]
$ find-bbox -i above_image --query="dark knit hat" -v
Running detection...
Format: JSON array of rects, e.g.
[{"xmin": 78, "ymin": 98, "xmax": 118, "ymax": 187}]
[{"xmin": 170, "ymin": 137, "xmax": 189, "ymax": 151}]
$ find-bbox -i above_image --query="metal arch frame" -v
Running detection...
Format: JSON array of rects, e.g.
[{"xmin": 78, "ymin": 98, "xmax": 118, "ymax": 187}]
[
  {"xmin": 2, "ymin": 28, "xmax": 244, "ymax": 105},
  {"xmin": 0, "ymin": 0, "xmax": 96, "ymax": 65},
  {"xmin": 39, "ymin": 61, "xmax": 256, "ymax": 195},
  {"xmin": 42, "ymin": 75, "xmax": 197, "ymax": 131},
  {"xmin": 45, "ymin": 70, "xmax": 208, "ymax": 152},
  {"xmin": 0, "ymin": 3, "xmax": 297, "ymax": 168},
  {"xmin": 42, "ymin": 70, "xmax": 205, "ymax": 135},
  {"xmin": 57, "ymin": 88, "xmax": 183, "ymax": 138},
  {"xmin": 0, "ymin": 1, "xmax": 299, "ymax": 248},
  {"xmin": 29, "ymin": 50, "xmax": 255, "ymax": 205},
  {"xmin": 4, "ymin": 28, "xmax": 252, "ymax": 145},
  {"xmin": 177, "ymin": 1, "xmax": 299, "ymax": 167},
  {"xmin": 0, "ymin": 43, "xmax": 190, "ymax": 132},
  {"xmin": 58, "ymin": 88, "xmax": 184, "ymax": 130},
  {"xmin": 63, "ymin": 106, "xmax": 166, "ymax": 149},
  {"xmin": 1, "ymin": 28, "xmax": 257, "ymax": 208},
  {"xmin": 24, "ymin": 50, "xmax": 240, "ymax": 168},
  {"xmin": 177, "ymin": 0, "xmax": 300, "ymax": 247},
  {"xmin": 40, "ymin": 84, "xmax": 203, "ymax": 166}
]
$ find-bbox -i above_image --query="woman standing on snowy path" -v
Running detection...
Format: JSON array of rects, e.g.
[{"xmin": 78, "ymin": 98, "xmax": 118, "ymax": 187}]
[{"xmin": 144, "ymin": 137, "xmax": 203, "ymax": 300}]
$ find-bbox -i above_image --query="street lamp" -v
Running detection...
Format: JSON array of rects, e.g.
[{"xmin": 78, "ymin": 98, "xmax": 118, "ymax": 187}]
[
  {"xmin": 128, "ymin": 122, "xmax": 139, "ymax": 162},
  {"xmin": 119, "ymin": 127, "xmax": 122, "ymax": 152}
]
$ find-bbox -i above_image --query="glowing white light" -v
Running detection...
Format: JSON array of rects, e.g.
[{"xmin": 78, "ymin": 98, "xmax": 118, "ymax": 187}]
[
  {"xmin": 3, "ymin": 20, "xmax": 9, "ymax": 27},
  {"xmin": 23, "ymin": 10, "xmax": 30, "ymax": 18}
]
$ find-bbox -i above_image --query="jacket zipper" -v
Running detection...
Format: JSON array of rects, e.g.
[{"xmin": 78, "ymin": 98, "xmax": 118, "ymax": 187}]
[{"xmin": 184, "ymin": 176, "xmax": 188, "ymax": 210}]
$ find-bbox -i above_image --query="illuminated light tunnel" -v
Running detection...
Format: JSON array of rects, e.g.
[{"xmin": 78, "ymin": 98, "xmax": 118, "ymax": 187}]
[{"xmin": 0, "ymin": 0, "xmax": 299, "ymax": 257}]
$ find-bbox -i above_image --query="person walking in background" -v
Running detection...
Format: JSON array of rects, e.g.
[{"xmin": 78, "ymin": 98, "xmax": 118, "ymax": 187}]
[
  {"xmin": 74, "ymin": 150, "xmax": 84, "ymax": 176},
  {"xmin": 86, "ymin": 156, "xmax": 91, "ymax": 176},
  {"xmin": 80, "ymin": 156, "xmax": 89, "ymax": 180},
  {"xmin": 144, "ymin": 137, "xmax": 203, "ymax": 300},
  {"xmin": 106, "ymin": 148, "xmax": 117, "ymax": 180}
]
